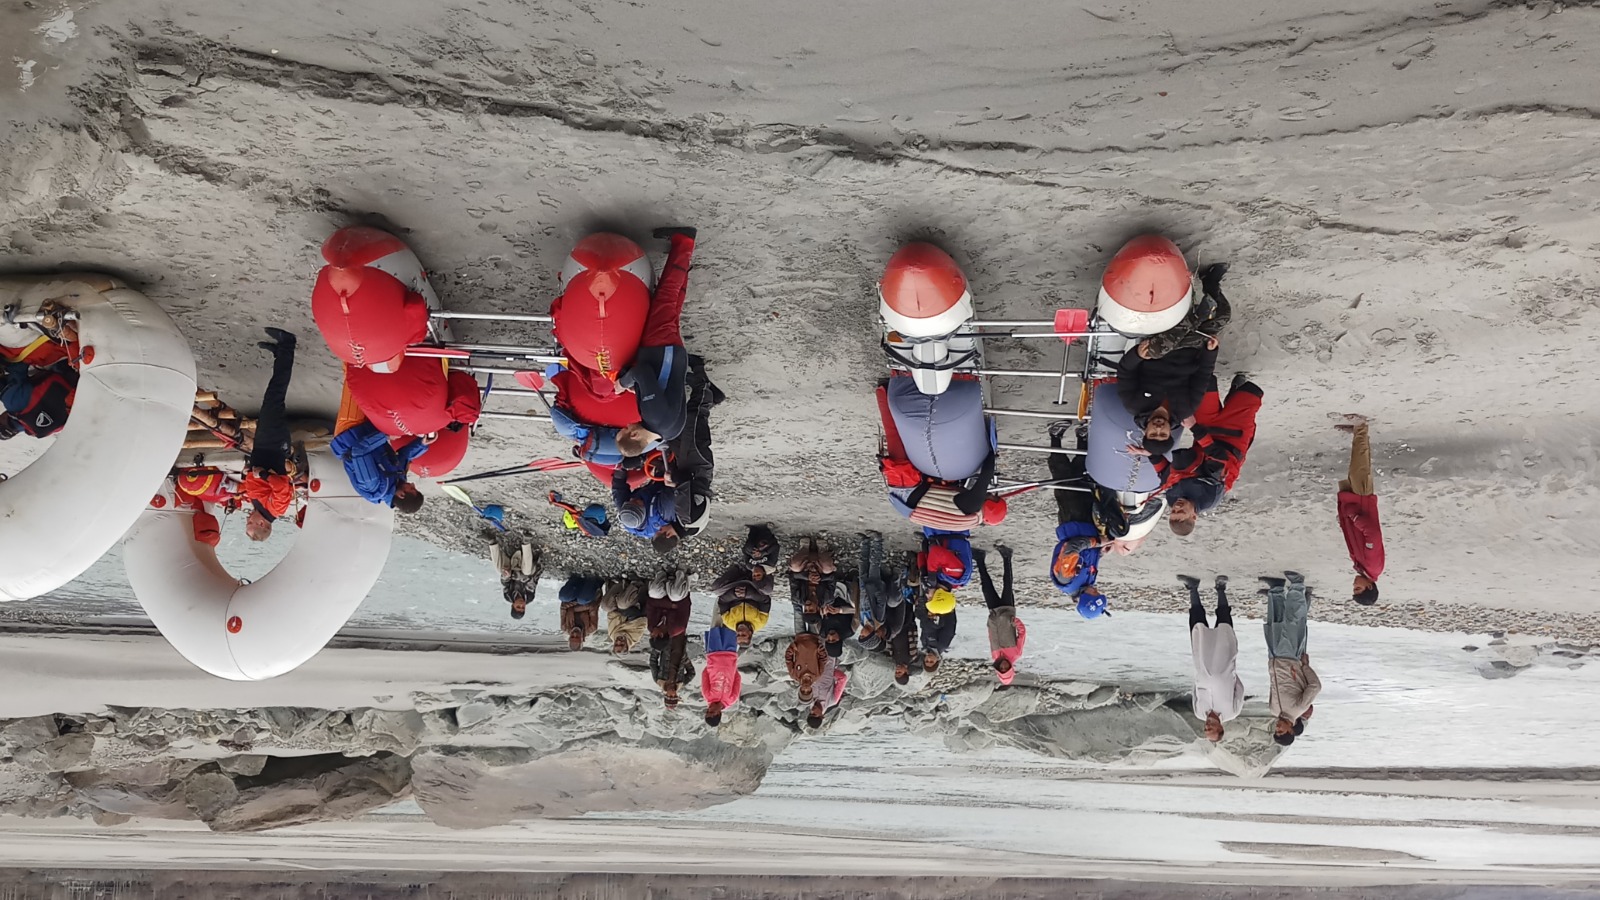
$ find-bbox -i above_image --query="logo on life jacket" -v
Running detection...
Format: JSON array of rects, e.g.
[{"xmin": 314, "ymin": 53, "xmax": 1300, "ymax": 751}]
[
  {"xmin": 14, "ymin": 369, "xmax": 76, "ymax": 438},
  {"xmin": 1052, "ymin": 550, "xmax": 1082, "ymax": 585}
]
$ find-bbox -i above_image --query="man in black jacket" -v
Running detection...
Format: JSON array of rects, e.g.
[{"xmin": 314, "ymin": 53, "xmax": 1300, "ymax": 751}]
[
  {"xmin": 1116, "ymin": 341, "xmax": 1219, "ymax": 455},
  {"xmin": 614, "ymin": 226, "xmax": 699, "ymax": 457},
  {"xmin": 665, "ymin": 354, "xmax": 723, "ymax": 542}
]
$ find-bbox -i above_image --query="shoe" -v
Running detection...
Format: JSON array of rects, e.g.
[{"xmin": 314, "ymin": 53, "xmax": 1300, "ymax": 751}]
[
  {"xmin": 1284, "ymin": 570, "xmax": 1305, "ymax": 584},
  {"xmin": 1047, "ymin": 419, "xmax": 1074, "ymax": 441},
  {"xmin": 972, "ymin": 548, "xmax": 987, "ymax": 563},
  {"xmin": 1199, "ymin": 262, "xmax": 1228, "ymax": 295},
  {"xmin": 652, "ymin": 226, "xmax": 697, "ymax": 240},
  {"xmin": 1259, "ymin": 576, "xmax": 1286, "ymax": 589},
  {"xmin": 1176, "ymin": 574, "xmax": 1201, "ymax": 591},
  {"xmin": 263, "ymin": 326, "xmax": 297, "ymax": 346},
  {"xmin": 1332, "ymin": 413, "xmax": 1368, "ymax": 432},
  {"xmin": 1230, "ymin": 372, "xmax": 1253, "ymax": 395},
  {"xmin": 996, "ymin": 544, "xmax": 1013, "ymax": 560},
  {"xmin": 1214, "ymin": 575, "xmax": 1230, "ymax": 589}
]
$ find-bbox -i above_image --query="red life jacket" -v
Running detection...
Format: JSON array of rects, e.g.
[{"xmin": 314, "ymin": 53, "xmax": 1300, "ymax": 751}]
[{"xmin": 174, "ymin": 467, "xmax": 238, "ymax": 506}]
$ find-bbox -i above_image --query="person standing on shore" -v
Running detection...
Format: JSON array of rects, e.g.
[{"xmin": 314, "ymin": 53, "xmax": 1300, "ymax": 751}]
[
  {"xmin": 1335, "ymin": 414, "xmax": 1385, "ymax": 606},
  {"xmin": 785, "ymin": 632, "xmax": 828, "ymax": 695},
  {"xmin": 975, "ymin": 546, "xmax": 1026, "ymax": 688},
  {"xmin": 701, "ymin": 624, "xmax": 742, "ymax": 727},
  {"xmin": 558, "ymin": 574, "xmax": 604, "ymax": 650},
  {"xmin": 1262, "ymin": 571, "xmax": 1321, "ymax": 746},
  {"xmin": 490, "ymin": 535, "xmax": 541, "ymax": 621},
  {"xmin": 1180, "ymin": 574, "xmax": 1242, "ymax": 742}
]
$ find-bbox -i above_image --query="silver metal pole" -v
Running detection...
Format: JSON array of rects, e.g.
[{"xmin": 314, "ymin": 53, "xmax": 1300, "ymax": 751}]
[
  {"xmin": 974, "ymin": 331, "xmax": 1100, "ymax": 340},
  {"xmin": 986, "ymin": 408, "xmax": 1084, "ymax": 420},
  {"xmin": 476, "ymin": 410, "xmax": 552, "ymax": 422},
  {"xmin": 996, "ymin": 443, "xmax": 1087, "ymax": 456},
  {"xmin": 967, "ymin": 319, "xmax": 1057, "ymax": 327},
  {"xmin": 1056, "ymin": 343, "xmax": 1073, "ymax": 406},
  {"xmin": 982, "ymin": 368, "xmax": 1082, "ymax": 379},
  {"xmin": 455, "ymin": 364, "xmax": 532, "ymax": 376},
  {"xmin": 885, "ymin": 364, "xmax": 1081, "ymax": 380},
  {"xmin": 994, "ymin": 482, "xmax": 1093, "ymax": 494},
  {"xmin": 431, "ymin": 311, "xmax": 553, "ymax": 324},
  {"xmin": 443, "ymin": 342, "xmax": 564, "ymax": 357}
]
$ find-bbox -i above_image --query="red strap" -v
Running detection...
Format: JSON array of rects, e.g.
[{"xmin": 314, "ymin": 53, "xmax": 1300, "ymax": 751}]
[{"xmin": 876, "ymin": 385, "xmax": 907, "ymax": 461}]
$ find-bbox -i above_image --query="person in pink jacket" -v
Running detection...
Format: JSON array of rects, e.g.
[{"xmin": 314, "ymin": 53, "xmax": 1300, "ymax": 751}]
[
  {"xmin": 806, "ymin": 659, "xmax": 850, "ymax": 729},
  {"xmin": 975, "ymin": 546, "xmax": 1026, "ymax": 687},
  {"xmin": 701, "ymin": 624, "xmax": 742, "ymax": 727}
]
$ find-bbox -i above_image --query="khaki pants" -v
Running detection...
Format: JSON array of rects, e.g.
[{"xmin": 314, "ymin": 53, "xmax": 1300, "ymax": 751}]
[{"xmin": 1339, "ymin": 422, "xmax": 1374, "ymax": 496}]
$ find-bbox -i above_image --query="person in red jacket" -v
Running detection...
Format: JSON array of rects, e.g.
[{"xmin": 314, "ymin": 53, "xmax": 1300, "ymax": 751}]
[{"xmin": 1335, "ymin": 414, "xmax": 1384, "ymax": 605}]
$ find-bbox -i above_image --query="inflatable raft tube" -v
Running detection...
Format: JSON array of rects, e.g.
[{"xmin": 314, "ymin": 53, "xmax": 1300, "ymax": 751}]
[
  {"xmin": 313, "ymin": 226, "xmax": 451, "ymax": 374},
  {"xmin": 0, "ymin": 274, "xmax": 196, "ymax": 602},
  {"xmin": 1085, "ymin": 381, "xmax": 1163, "ymax": 496},
  {"xmin": 123, "ymin": 449, "xmax": 394, "ymax": 681},
  {"xmin": 1096, "ymin": 235, "xmax": 1194, "ymax": 338}
]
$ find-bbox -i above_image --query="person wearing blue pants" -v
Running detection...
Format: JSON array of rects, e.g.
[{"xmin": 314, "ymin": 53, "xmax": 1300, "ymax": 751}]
[{"xmin": 558, "ymin": 574, "xmax": 604, "ymax": 650}]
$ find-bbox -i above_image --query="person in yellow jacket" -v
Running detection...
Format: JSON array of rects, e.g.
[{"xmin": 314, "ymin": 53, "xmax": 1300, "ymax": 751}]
[
  {"xmin": 712, "ymin": 562, "xmax": 773, "ymax": 649},
  {"xmin": 720, "ymin": 600, "xmax": 770, "ymax": 648}
]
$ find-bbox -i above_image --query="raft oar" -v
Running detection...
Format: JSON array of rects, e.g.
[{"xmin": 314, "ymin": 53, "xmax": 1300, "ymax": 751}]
[
  {"xmin": 439, "ymin": 483, "xmax": 507, "ymax": 531},
  {"xmin": 441, "ymin": 456, "xmax": 582, "ymax": 485}
]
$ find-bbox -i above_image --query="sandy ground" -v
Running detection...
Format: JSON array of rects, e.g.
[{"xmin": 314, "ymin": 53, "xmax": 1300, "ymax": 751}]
[{"xmin": 4, "ymin": 0, "xmax": 1600, "ymax": 886}]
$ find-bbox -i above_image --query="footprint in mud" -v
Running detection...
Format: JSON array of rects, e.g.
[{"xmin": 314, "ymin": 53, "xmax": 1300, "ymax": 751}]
[{"xmin": 1370, "ymin": 327, "xmax": 1405, "ymax": 347}]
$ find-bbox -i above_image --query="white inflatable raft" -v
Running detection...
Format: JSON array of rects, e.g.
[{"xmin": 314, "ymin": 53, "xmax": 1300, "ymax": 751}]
[
  {"xmin": 123, "ymin": 449, "xmax": 394, "ymax": 681},
  {"xmin": 0, "ymin": 275, "xmax": 197, "ymax": 602}
]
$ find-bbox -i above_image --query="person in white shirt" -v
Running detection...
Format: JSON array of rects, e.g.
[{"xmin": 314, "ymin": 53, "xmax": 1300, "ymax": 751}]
[{"xmin": 1179, "ymin": 574, "xmax": 1243, "ymax": 742}]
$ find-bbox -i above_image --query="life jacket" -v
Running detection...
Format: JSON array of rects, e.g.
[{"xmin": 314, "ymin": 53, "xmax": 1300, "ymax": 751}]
[
  {"xmin": 0, "ymin": 333, "xmax": 72, "ymax": 368},
  {"xmin": 174, "ymin": 467, "xmax": 238, "ymax": 507},
  {"xmin": 10, "ymin": 368, "xmax": 76, "ymax": 437},
  {"xmin": 881, "ymin": 457, "xmax": 984, "ymax": 529},
  {"xmin": 1051, "ymin": 521, "xmax": 1102, "ymax": 596},
  {"xmin": 917, "ymin": 535, "xmax": 973, "ymax": 588}
]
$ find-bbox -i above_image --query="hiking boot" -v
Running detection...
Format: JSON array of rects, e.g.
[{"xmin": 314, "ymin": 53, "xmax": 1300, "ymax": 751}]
[
  {"xmin": 652, "ymin": 226, "xmax": 698, "ymax": 241},
  {"xmin": 1284, "ymin": 570, "xmax": 1305, "ymax": 584},
  {"xmin": 1047, "ymin": 419, "xmax": 1075, "ymax": 441},
  {"xmin": 1258, "ymin": 576, "xmax": 1286, "ymax": 590},
  {"xmin": 1176, "ymin": 574, "xmax": 1201, "ymax": 591},
  {"xmin": 972, "ymin": 547, "xmax": 987, "ymax": 564},
  {"xmin": 1214, "ymin": 575, "xmax": 1230, "ymax": 590},
  {"xmin": 1199, "ymin": 262, "xmax": 1229, "ymax": 296},
  {"xmin": 263, "ymin": 326, "xmax": 297, "ymax": 347},
  {"xmin": 1230, "ymin": 372, "xmax": 1253, "ymax": 395}
]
